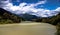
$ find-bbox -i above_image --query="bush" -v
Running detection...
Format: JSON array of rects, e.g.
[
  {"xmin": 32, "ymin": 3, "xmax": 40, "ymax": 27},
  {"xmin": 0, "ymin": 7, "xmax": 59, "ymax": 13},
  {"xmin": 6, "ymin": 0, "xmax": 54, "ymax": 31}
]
[{"xmin": 57, "ymin": 22, "xmax": 60, "ymax": 35}]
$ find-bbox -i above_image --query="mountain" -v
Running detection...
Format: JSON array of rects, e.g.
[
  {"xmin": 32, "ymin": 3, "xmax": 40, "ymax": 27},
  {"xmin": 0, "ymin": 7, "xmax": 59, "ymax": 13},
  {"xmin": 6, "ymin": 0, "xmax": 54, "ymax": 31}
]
[
  {"xmin": 0, "ymin": 8, "xmax": 39, "ymax": 22},
  {"xmin": 35, "ymin": 13, "xmax": 60, "ymax": 25},
  {"xmin": 0, "ymin": 8, "xmax": 60, "ymax": 25},
  {"xmin": 18, "ymin": 13, "xmax": 39, "ymax": 21},
  {"xmin": 0, "ymin": 8, "xmax": 22, "ymax": 24}
]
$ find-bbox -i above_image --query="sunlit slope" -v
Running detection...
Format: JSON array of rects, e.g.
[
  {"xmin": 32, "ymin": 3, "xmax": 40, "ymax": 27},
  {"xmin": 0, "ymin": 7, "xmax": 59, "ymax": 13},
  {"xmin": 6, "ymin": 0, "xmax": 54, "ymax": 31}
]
[{"xmin": 0, "ymin": 22, "xmax": 56, "ymax": 35}]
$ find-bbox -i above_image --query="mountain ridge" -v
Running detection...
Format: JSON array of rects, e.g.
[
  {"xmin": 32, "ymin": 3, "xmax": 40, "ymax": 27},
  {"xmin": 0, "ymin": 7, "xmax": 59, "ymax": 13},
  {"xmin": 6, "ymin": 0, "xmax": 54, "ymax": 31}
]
[{"xmin": 0, "ymin": 8, "xmax": 21, "ymax": 24}]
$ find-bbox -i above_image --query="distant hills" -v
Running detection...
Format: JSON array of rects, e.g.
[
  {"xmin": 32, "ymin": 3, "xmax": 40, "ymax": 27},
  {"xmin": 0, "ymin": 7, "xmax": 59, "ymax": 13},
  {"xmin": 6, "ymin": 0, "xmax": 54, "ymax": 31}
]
[{"xmin": 18, "ymin": 13, "xmax": 39, "ymax": 21}]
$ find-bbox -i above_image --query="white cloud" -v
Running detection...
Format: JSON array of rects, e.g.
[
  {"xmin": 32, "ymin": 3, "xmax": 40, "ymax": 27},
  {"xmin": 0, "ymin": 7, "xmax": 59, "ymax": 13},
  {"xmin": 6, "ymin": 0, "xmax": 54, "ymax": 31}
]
[
  {"xmin": 55, "ymin": 7, "xmax": 60, "ymax": 12},
  {"xmin": 0, "ymin": 0, "xmax": 60, "ymax": 17},
  {"xmin": 35, "ymin": 1, "xmax": 46, "ymax": 5},
  {"xmin": 27, "ymin": 0, "xmax": 46, "ymax": 7},
  {"xmin": 19, "ymin": 3, "xmax": 27, "ymax": 7}
]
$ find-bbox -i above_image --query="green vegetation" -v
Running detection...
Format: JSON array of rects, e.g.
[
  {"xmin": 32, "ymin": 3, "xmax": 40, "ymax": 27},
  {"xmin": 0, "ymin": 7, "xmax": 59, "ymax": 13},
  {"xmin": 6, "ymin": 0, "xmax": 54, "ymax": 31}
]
[
  {"xmin": 57, "ymin": 22, "xmax": 60, "ymax": 35},
  {"xmin": 0, "ymin": 8, "xmax": 22, "ymax": 24},
  {"xmin": 35, "ymin": 13, "xmax": 60, "ymax": 25}
]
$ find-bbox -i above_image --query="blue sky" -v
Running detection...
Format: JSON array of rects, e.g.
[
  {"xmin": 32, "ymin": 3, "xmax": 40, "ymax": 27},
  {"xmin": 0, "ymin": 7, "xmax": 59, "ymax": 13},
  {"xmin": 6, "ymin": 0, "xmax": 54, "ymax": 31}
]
[
  {"xmin": 0, "ymin": 0, "xmax": 60, "ymax": 17},
  {"xmin": 43, "ymin": 0, "xmax": 60, "ymax": 10},
  {"xmin": 11, "ymin": 0, "xmax": 60, "ymax": 10}
]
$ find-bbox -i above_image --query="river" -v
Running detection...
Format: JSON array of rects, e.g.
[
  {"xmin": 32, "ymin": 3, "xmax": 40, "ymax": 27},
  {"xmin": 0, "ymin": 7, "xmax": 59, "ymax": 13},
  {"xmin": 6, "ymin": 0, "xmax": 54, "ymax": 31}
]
[{"xmin": 0, "ymin": 22, "xmax": 57, "ymax": 35}]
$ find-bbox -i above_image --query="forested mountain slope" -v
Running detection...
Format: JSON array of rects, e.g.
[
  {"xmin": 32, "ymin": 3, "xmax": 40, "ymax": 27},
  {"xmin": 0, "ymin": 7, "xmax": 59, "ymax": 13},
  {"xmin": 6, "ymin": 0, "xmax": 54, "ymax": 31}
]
[
  {"xmin": 34, "ymin": 13, "xmax": 60, "ymax": 25},
  {"xmin": 0, "ymin": 8, "xmax": 21, "ymax": 24}
]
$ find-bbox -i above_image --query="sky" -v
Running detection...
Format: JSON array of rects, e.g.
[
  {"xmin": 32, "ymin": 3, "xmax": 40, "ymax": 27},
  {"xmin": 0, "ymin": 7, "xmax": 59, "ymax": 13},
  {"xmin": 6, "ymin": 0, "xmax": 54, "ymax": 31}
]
[{"xmin": 0, "ymin": 0, "xmax": 60, "ymax": 17}]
